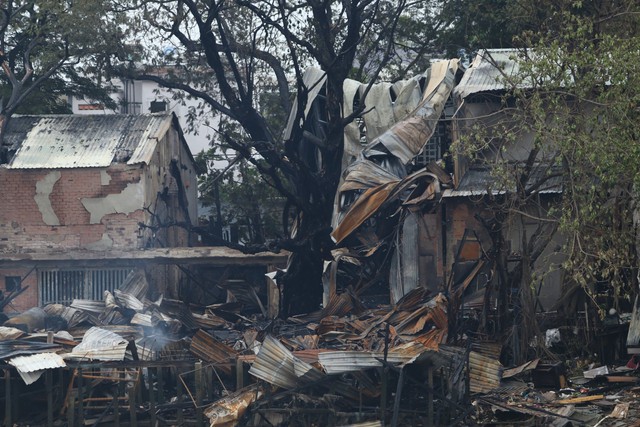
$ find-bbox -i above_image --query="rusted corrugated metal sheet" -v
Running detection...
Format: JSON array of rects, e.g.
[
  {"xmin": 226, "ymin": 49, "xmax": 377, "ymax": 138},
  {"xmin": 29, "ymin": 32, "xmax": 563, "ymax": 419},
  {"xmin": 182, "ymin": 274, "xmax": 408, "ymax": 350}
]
[
  {"xmin": 468, "ymin": 350, "xmax": 502, "ymax": 393},
  {"xmin": 438, "ymin": 345, "xmax": 502, "ymax": 394},
  {"xmin": 6, "ymin": 114, "xmax": 172, "ymax": 169},
  {"xmin": 204, "ymin": 384, "xmax": 265, "ymax": 427},
  {"xmin": 471, "ymin": 341, "xmax": 502, "ymax": 360},
  {"xmin": 189, "ymin": 329, "xmax": 237, "ymax": 375}
]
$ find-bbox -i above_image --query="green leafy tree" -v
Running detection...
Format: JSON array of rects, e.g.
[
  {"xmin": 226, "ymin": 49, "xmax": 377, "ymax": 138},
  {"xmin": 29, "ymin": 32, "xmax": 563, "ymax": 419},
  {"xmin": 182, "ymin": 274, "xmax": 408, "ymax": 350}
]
[
  {"xmin": 0, "ymin": 0, "xmax": 126, "ymax": 160},
  {"xmin": 455, "ymin": 0, "xmax": 640, "ymax": 361}
]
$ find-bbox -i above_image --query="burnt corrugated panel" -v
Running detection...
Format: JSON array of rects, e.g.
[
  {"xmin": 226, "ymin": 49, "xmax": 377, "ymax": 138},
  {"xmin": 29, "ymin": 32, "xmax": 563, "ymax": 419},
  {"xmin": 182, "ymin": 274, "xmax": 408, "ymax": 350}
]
[
  {"xmin": 318, "ymin": 342, "xmax": 427, "ymax": 375},
  {"xmin": 68, "ymin": 327, "xmax": 128, "ymax": 361},
  {"xmin": 249, "ymin": 335, "xmax": 299, "ymax": 389},
  {"xmin": 43, "ymin": 304, "xmax": 87, "ymax": 328},
  {"xmin": 118, "ymin": 269, "xmax": 148, "ymax": 300},
  {"xmin": 454, "ymin": 49, "xmax": 524, "ymax": 98},
  {"xmin": 437, "ymin": 345, "xmax": 502, "ymax": 393},
  {"xmin": 468, "ymin": 350, "xmax": 502, "ymax": 393},
  {"xmin": 5, "ymin": 114, "xmax": 171, "ymax": 169},
  {"xmin": 0, "ymin": 341, "xmax": 61, "ymax": 359},
  {"xmin": 189, "ymin": 329, "xmax": 237, "ymax": 375},
  {"xmin": 471, "ymin": 341, "xmax": 502, "ymax": 360},
  {"xmin": 337, "ymin": 422, "xmax": 383, "ymax": 427},
  {"xmin": 249, "ymin": 335, "xmax": 326, "ymax": 390}
]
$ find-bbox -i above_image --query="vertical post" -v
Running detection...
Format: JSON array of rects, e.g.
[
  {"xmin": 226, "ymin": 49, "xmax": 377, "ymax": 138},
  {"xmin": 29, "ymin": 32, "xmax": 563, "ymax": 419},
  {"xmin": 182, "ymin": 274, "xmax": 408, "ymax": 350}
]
[
  {"xmin": 4, "ymin": 369, "xmax": 11, "ymax": 427},
  {"xmin": 427, "ymin": 365, "xmax": 434, "ymax": 427},
  {"xmin": 236, "ymin": 358, "xmax": 245, "ymax": 389},
  {"xmin": 68, "ymin": 390, "xmax": 75, "ymax": 427},
  {"xmin": 390, "ymin": 367, "xmax": 405, "ymax": 427},
  {"xmin": 157, "ymin": 367, "xmax": 165, "ymax": 404},
  {"xmin": 149, "ymin": 367, "xmax": 157, "ymax": 427},
  {"xmin": 196, "ymin": 361, "xmax": 204, "ymax": 427},
  {"xmin": 114, "ymin": 370, "xmax": 122, "ymax": 427},
  {"xmin": 206, "ymin": 365, "xmax": 214, "ymax": 401},
  {"xmin": 266, "ymin": 269, "xmax": 280, "ymax": 319},
  {"xmin": 129, "ymin": 370, "xmax": 137, "ymax": 427},
  {"xmin": 77, "ymin": 367, "xmax": 84, "ymax": 426},
  {"xmin": 380, "ymin": 323, "xmax": 390, "ymax": 423},
  {"xmin": 46, "ymin": 331, "xmax": 54, "ymax": 427},
  {"xmin": 176, "ymin": 367, "xmax": 184, "ymax": 425}
]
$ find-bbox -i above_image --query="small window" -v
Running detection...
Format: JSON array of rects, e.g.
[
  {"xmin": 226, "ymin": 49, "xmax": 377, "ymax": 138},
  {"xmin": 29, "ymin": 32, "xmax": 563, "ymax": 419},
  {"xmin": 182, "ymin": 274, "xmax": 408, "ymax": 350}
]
[
  {"xmin": 78, "ymin": 103, "xmax": 104, "ymax": 111},
  {"xmin": 150, "ymin": 100, "xmax": 167, "ymax": 113},
  {"xmin": 5, "ymin": 276, "xmax": 21, "ymax": 292}
]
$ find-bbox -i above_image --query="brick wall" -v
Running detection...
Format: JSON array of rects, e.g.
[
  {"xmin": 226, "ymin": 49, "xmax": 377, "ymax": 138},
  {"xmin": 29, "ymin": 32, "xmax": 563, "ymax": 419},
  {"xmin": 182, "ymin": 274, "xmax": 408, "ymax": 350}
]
[
  {"xmin": 0, "ymin": 164, "xmax": 149, "ymax": 311},
  {"xmin": 0, "ymin": 268, "xmax": 38, "ymax": 313},
  {"xmin": 0, "ymin": 165, "xmax": 146, "ymax": 253}
]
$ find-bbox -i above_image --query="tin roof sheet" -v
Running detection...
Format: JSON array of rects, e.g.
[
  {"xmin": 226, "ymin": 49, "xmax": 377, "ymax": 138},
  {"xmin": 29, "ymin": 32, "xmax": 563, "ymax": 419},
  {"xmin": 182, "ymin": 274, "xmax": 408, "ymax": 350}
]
[
  {"xmin": 454, "ymin": 49, "xmax": 525, "ymax": 99},
  {"xmin": 443, "ymin": 165, "xmax": 563, "ymax": 198},
  {"xmin": 8, "ymin": 352, "xmax": 66, "ymax": 373},
  {"xmin": 68, "ymin": 326, "xmax": 128, "ymax": 361},
  {"xmin": 5, "ymin": 113, "xmax": 173, "ymax": 169}
]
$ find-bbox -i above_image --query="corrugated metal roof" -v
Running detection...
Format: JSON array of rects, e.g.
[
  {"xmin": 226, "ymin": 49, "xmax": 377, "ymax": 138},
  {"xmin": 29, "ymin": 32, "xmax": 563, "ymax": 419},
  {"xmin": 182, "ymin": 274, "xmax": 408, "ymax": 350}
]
[
  {"xmin": 68, "ymin": 326, "xmax": 128, "ymax": 361},
  {"xmin": 8, "ymin": 352, "xmax": 66, "ymax": 373},
  {"xmin": 318, "ymin": 342, "xmax": 427, "ymax": 375},
  {"xmin": 189, "ymin": 329, "xmax": 237, "ymax": 375},
  {"xmin": 0, "ymin": 340, "xmax": 61, "ymax": 359},
  {"xmin": 443, "ymin": 165, "xmax": 563, "ymax": 198},
  {"xmin": 249, "ymin": 335, "xmax": 326, "ymax": 389},
  {"xmin": 454, "ymin": 49, "xmax": 525, "ymax": 99},
  {"xmin": 5, "ymin": 114, "xmax": 173, "ymax": 169},
  {"xmin": 248, "ymin": 335, "xmax": 301, "ymax": 389}
]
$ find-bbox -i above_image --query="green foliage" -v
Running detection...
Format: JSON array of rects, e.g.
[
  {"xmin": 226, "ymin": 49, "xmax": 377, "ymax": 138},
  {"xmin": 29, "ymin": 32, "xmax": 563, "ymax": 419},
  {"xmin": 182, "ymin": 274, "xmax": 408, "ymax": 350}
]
[
  {"xmin": 455, "ymin": 0, "xmax": 640, "ymax": 313},
  {"xmin": 0, "ymin": 0, "xmax": 125, "ymax": 119},
  {"xmin": 196, "ymin": 118, "xmax": 287, "ymax": 245}
]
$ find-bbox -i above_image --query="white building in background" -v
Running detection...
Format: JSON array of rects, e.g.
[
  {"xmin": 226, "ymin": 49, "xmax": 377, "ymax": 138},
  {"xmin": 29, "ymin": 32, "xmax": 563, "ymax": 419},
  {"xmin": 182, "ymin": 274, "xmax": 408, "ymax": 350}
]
[{"xmin": 69, "ymin": 78, "xmax": 218, "ymax": 155}]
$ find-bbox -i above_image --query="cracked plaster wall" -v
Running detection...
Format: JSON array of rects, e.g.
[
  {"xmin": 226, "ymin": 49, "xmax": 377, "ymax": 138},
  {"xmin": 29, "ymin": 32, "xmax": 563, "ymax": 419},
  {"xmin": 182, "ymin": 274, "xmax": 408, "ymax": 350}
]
[
  {"xmin": 81, "ymin": 181, "xmax": 145, "ymax": 224},
  {"xmin": 34, "ymin": 171, "xmax": 61, "ymax": 226}
]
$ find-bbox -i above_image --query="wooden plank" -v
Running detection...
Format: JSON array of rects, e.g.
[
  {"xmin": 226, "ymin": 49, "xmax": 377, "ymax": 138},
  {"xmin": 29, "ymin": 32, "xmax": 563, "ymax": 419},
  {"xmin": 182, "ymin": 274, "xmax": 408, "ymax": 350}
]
[{"xmin": 555, "ymin": 395, "xmax": 604, "ymax": 405}]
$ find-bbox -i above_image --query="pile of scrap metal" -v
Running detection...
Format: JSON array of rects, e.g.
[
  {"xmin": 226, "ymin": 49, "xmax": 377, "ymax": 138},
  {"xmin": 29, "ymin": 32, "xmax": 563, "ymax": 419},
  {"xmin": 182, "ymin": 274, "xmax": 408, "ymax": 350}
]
[
  {"xmin": 470, "ymin": 358, "xmax": 640, "ymax": 426},
  {"xmin": 0, "ymin": 266, "xmax": 503, "ymax": 426},
  {"xmin": 216, "ymin": 288, "xmax": 503, "ymax": 426}
]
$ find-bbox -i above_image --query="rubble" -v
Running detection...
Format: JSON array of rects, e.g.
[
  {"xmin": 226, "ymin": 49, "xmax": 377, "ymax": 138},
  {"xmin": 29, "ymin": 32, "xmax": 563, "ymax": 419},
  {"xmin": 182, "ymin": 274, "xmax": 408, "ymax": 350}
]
[{"xmin": 1, "ymin": 267, "xmax": 638, "ymax": 427}]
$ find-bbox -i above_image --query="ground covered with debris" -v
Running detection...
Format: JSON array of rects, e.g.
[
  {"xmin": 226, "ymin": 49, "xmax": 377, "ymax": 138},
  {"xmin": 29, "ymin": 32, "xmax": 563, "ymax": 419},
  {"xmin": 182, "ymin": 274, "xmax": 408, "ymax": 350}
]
[{"xmin": 0, "ymin": 269, "xmax": 638, "ymax": 426}]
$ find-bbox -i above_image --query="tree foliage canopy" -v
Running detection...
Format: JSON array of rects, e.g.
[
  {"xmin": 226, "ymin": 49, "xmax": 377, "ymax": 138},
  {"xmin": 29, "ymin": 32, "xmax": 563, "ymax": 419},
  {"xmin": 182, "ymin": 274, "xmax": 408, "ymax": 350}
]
[
  {"xmin": 0, "ymin": 0, "xmax": 129, "ymax": 159},
  {"xmin": 452, "ymin": 0, "xmax": 640, "ymax": 360}
]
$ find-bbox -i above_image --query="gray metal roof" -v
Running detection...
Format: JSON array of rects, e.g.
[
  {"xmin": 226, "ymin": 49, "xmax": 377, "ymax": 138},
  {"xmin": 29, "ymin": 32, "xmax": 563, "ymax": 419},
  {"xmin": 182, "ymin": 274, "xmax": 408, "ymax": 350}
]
[
  {"xmin": 5, "ymin": 113, "xmax": 175, "ymax": 169},
  {"xmin": 454, "ymin": 49, "xmax": 525, "ymax": 99},
  {"xmin": 443, "ymin": 165, "xmax": 564, "ymax": 198},
  {"xmin": 8, "ymin": 352, "xmax": 66, "ymax": 373}
]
